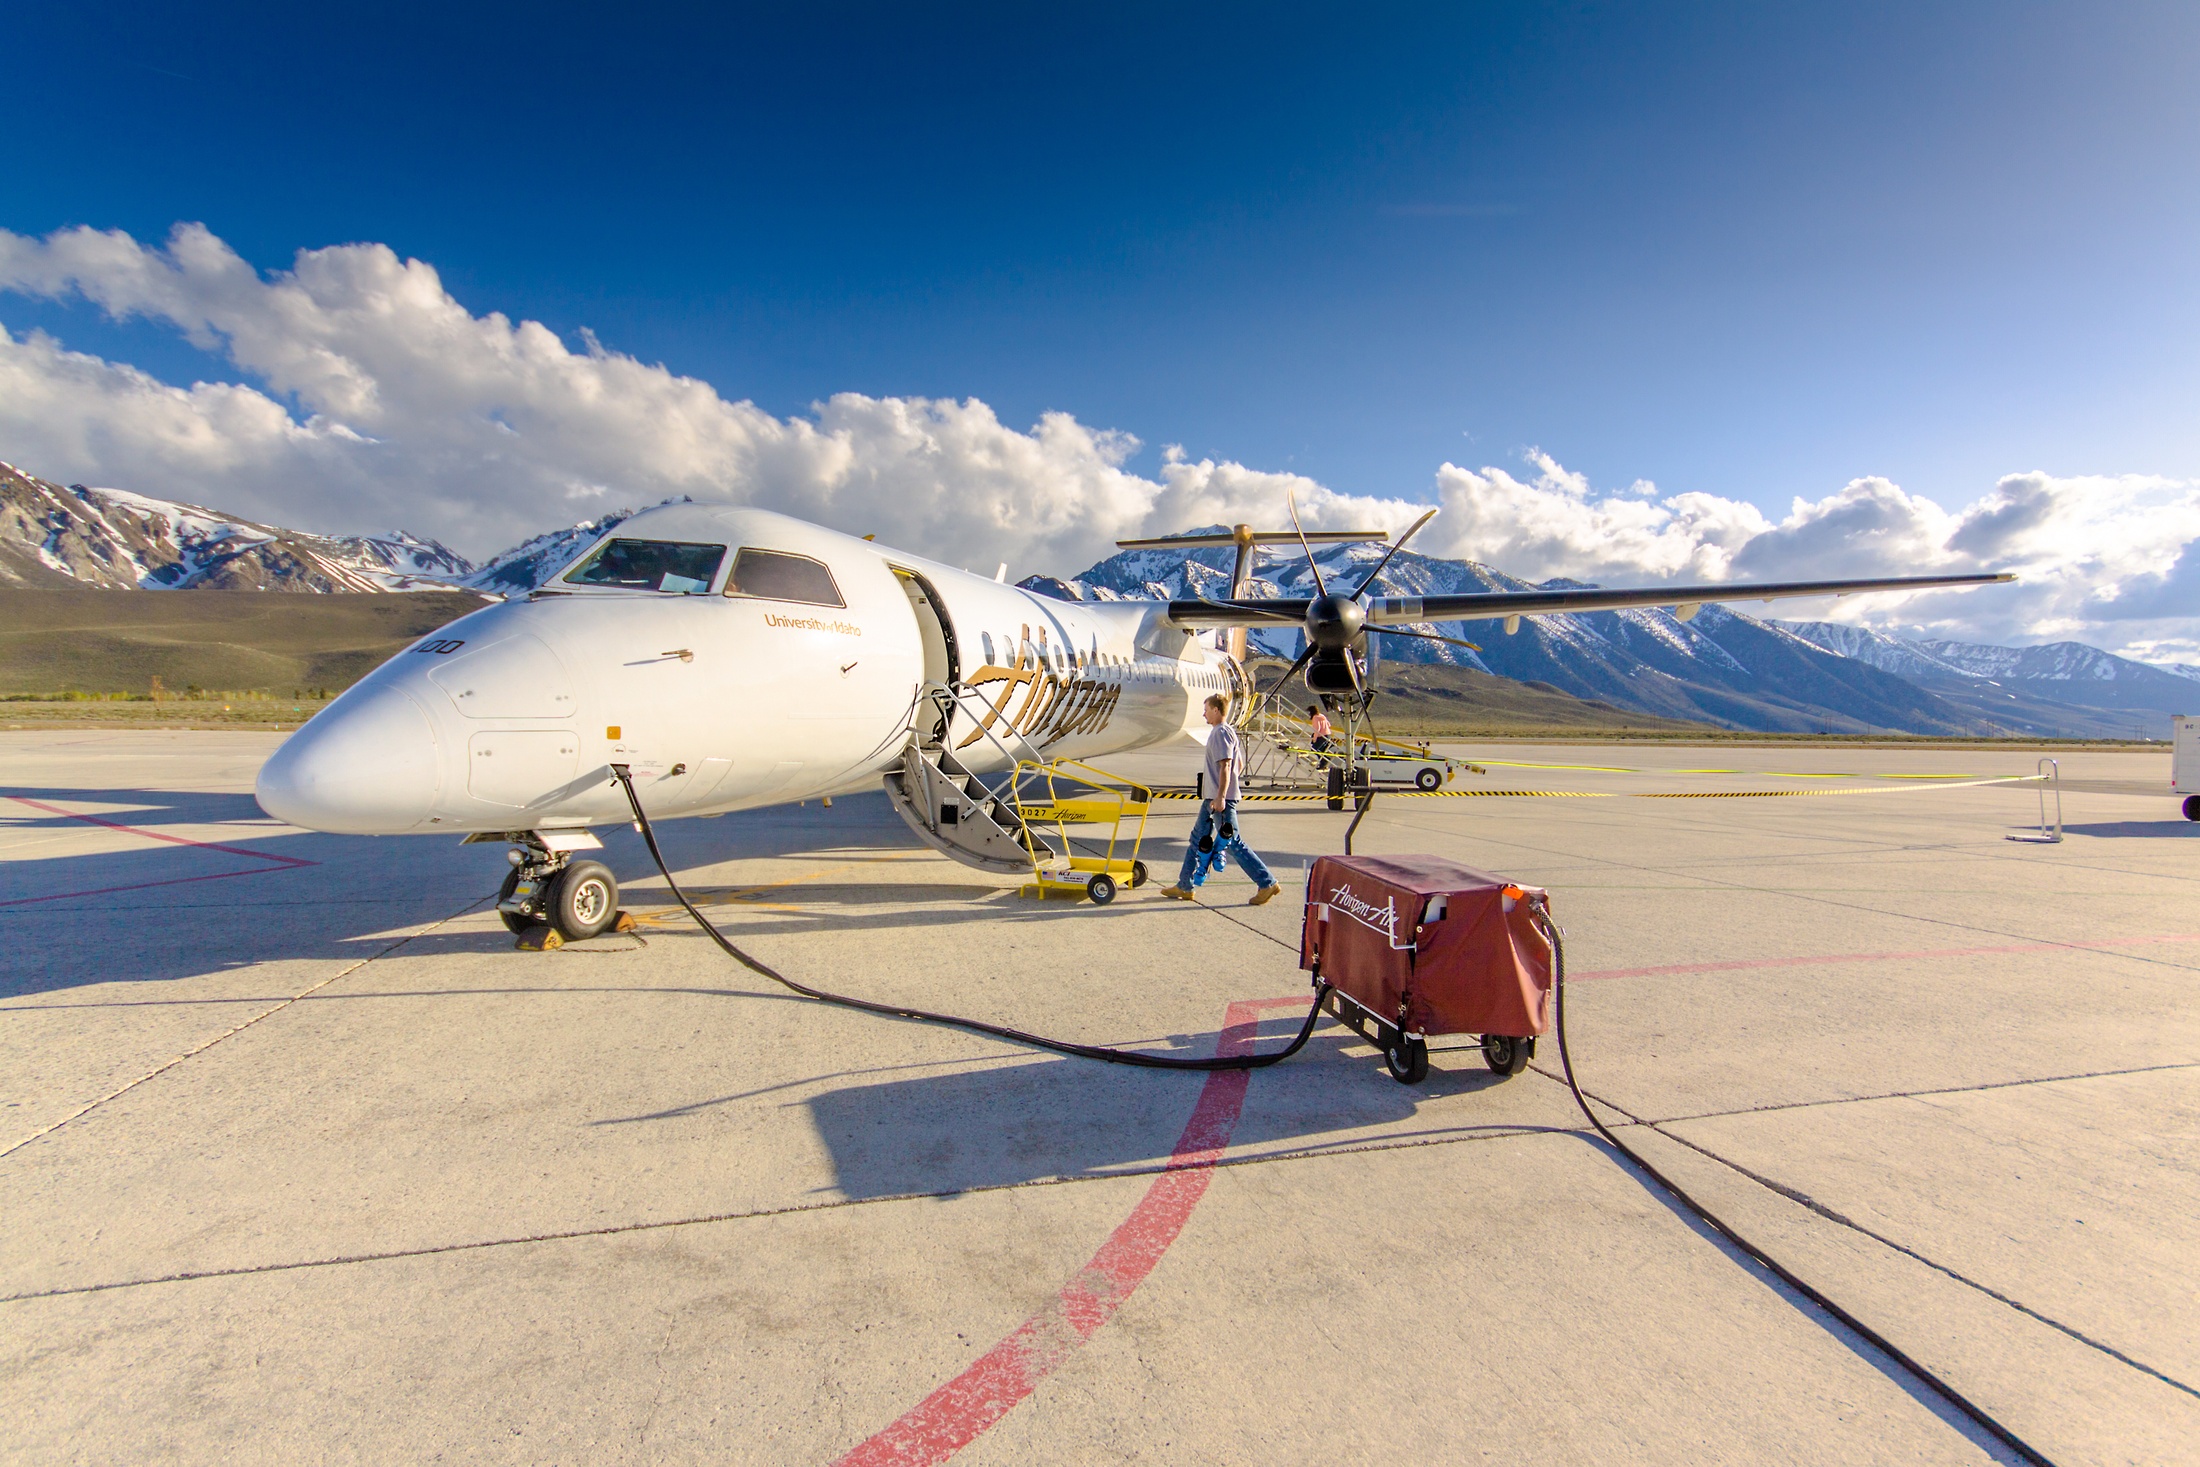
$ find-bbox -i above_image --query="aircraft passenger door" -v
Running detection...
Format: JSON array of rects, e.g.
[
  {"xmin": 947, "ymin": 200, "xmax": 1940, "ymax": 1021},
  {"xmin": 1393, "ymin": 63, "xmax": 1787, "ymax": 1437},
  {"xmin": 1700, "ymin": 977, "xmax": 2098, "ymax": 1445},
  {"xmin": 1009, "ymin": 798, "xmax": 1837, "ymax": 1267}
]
[
  {"xmin": 1223, "ymin": 655, "xmax": 1253, "ymax": 725},
  {"xmin": 892, "ymin": 568, "xmax": 961, "ymax": 745}
]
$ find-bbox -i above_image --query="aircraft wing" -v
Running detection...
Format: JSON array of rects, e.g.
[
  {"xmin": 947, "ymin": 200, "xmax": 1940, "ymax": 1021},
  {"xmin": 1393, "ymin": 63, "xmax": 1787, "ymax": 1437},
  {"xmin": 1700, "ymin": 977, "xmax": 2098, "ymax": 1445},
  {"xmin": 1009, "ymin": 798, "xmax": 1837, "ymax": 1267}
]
[{"xmin": 1165, "ymin": 571, "xmax": 2015, "ymax": 627}]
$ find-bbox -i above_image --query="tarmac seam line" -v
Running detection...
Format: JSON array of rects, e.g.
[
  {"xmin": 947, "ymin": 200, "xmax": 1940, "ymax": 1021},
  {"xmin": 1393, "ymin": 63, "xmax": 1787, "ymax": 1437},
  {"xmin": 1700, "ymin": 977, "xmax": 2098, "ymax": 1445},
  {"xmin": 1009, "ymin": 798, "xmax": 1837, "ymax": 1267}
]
[
  {"xmin": 1643, "ymin": 1119, "xmax": 2200, "ymax": 1402},
  {"xmin": 0, "ymin": 1110, "xmax": 1597, "ymax": 1306},
  {"xmin": 1647, "ymin": 1059, "xmax": 2200, "ymax": 1125},
  {"xmin": 0, "ymin": 891, "xmax": 492, "ymax": 1162},
  {"xmin": 1533, "ymin": 1064, "xmax": 2198, "ymax": 1401}
]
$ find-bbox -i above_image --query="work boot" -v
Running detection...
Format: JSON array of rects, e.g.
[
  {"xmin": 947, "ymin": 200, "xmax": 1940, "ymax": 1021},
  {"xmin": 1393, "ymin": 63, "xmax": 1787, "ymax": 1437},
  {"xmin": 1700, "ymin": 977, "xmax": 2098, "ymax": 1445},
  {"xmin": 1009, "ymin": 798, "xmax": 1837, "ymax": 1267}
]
[
  {"xmin": 1248, "ymin": 885, "xmax": 1283, "ymax": 906},
  {"xmin": 1161, "ymin": 885, "xmax": 1195, "ymax": 900}
]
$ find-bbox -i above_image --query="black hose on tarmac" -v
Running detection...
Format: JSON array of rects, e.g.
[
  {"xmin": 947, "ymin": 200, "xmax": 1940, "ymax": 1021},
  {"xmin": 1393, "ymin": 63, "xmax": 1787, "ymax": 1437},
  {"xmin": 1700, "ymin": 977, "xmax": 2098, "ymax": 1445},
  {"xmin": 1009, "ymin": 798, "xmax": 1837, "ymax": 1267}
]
[
  {"xmin": 611, "ymin": 766, "xmax": 1326, "ymax": 1071},
  {"xmin": 612, "ymin": 767, "xmax": 2043, "ymax": 1457},
  {"xmin": 1533, "ymin": 898, "xmax": 2056, "ymax": 1467}
]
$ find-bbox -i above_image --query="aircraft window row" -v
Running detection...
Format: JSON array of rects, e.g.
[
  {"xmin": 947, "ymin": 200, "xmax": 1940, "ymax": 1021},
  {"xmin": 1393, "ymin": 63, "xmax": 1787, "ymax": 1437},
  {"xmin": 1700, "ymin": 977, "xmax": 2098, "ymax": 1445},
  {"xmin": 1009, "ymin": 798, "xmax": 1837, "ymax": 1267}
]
[
  {"xmin": 564, "ymin": 539, "xmax": 727, "ymax": 593},
  {"xmin": 982, "ymin": 630, "xmax": 1137, "ymax": 673},
  {"xmin": 724, "ymin": 548, "xmax": 846, "ymax": 607}
]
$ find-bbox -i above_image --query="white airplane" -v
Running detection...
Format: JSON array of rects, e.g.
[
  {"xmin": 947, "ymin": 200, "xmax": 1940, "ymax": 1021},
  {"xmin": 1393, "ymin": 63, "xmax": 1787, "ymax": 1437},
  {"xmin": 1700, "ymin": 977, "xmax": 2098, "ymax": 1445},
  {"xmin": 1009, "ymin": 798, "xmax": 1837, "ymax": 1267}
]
[{"xmin": 255, "ymin": 500, "xmax": 2012, "ymax": 939}]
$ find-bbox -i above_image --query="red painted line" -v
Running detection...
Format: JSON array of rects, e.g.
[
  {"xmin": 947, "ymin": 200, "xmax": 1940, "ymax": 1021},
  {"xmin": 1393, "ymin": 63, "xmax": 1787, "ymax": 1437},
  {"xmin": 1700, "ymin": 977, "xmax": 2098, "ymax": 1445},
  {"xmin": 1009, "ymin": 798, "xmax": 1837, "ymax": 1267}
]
[
  {"xmin": 0, "ymin": 866, "xmax": 308, "ymax": 909},
  {"xmin": 6, "ymin": 795, "xmax": 314, "ymax": 867},
  {"xmin": 1571, "ymin": 931, "xmax": 2200, "ymax": 982},
  {"xmin": 834, "ymin": 993, "xmax": 1311, "ymax": 1467},
  {"xmin": 2, "ymin": 794, "xmax": 316, "ymax": 908}
]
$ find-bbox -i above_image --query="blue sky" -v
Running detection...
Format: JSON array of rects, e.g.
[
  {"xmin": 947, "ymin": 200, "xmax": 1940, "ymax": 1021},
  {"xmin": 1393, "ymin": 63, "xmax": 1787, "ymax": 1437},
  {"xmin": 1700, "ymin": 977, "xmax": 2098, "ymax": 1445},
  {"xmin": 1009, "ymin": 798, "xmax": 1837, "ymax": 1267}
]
[
  {"xmin": 8, "ymin": 0, "xmax": 2195, "ymax": 506},
  {"xmin": 2, "ymin": 2, "xmax": 2197, "ymax": 654}
]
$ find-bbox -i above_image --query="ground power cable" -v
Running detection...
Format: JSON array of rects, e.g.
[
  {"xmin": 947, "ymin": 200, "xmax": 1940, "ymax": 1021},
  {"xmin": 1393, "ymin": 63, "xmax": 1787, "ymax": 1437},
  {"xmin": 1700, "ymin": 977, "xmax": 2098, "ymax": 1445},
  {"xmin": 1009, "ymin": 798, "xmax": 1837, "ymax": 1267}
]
[
  {"xmin": 617, "ymin": 764, "xmax": 2052, "ymax": 1460},
  {"xmin": 611, "ymin": 766, "xmax": 1325, "ymax": 1071},
  {"xmin": 1534, "ymin": 899, "xmax": 2057, "ymax": 1467}
]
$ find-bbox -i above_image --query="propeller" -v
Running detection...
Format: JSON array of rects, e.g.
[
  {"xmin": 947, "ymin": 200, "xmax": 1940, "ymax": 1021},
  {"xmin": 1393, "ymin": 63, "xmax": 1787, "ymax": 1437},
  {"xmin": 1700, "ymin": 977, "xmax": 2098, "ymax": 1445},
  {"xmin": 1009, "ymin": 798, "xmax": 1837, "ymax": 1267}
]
[
  {"xmin": 1183, "ymin": 496, "xmax": 1451, "ymax": 700},
  {"xmin": 1350, "ymin": 507, "xmax": 1438, "ymax": 599},
  {"xmin": 1367, "ymin": 626, "xmax": 1482, "ymax": 653},
  {"xmin": 1284, "ymin": 490, "xmax": 1329, "ymax": 599},
  {"xmin": 1278, "ymin": 494, "xmax": 1458, "ymax": 696}
]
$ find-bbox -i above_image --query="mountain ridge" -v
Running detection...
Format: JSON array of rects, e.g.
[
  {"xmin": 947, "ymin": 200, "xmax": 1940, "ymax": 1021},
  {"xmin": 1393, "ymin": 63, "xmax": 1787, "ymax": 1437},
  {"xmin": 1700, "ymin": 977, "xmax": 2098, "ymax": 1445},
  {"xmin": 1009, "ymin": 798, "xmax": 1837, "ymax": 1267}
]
[
  {"xmin": 1030, "ymin": 535, "xmax": 2016, "ymax": 736},
  {"xmin": 1773, "ymin": 619, "xmax": 2199, "ymax": 736},
  {"xmin": 4, "ymin": 461, "xmax": 2189, "ymax": 734},
  {"xmin": 0, "ymin": 461, "xmax": 471, "ymax": 593}
]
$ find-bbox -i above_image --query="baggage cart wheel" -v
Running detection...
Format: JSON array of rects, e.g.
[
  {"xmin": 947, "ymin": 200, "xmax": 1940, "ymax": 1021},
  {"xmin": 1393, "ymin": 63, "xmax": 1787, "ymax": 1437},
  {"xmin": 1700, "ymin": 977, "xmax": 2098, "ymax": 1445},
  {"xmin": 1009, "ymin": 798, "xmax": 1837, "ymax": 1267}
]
[
  {"xmin": 1129, "ymin": 860, "xmax": 1149, "ymax": 888},
  {"xmin": 1384, "ymin": 1034, "xmax": 1429, "ymax": 1085},
  {"xmin": 1087, "ymin": 872, "xmax": 1118, "ymax": 905},
  {"xmin": 1482, "ymin": 1034, "xmax": 1533, "ymax": 1077},
  {"xmin": 549, "ymin": 860, "xmax": 620, "ymax": 940},
  {"xmin": 2185, "ymin": 795, "xmax": 2200, "ymax": 821},
  {"xmin": 1415, "ymin": 766, "xmax": 1442, "ymax": 791}
]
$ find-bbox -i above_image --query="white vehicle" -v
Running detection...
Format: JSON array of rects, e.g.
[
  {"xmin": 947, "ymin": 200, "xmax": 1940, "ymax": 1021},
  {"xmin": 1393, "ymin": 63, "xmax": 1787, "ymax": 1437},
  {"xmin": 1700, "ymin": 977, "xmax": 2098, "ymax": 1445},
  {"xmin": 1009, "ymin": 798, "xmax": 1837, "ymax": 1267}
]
[
  {"xmin": 256, "ymin": 501, "xmax": 2013, "ymax": 938},
  {"xmin": 2174, "ymin": 714, "xmax": 2199, "ymax": 820}
]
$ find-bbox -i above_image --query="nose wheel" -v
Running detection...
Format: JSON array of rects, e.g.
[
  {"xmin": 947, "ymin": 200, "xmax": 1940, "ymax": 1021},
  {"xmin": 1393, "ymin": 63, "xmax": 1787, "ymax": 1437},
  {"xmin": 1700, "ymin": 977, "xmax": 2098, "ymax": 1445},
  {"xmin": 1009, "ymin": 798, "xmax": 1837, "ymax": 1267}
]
[
  {"xmin": 498, "ymin": 849, "xmax": 622, "ymax": 941},
  {"xmin": 550, "ymin": 860, "xmax": 619, "ymax": 939}
]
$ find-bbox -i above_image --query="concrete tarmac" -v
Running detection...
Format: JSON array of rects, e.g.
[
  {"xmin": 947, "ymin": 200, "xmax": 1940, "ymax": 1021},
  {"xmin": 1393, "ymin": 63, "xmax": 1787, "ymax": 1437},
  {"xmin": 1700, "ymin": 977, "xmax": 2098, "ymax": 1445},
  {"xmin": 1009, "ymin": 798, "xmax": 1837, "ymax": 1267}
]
[{"xmin": 2, "ymin": 730, "xmax": 2195, "ymax": 1464}]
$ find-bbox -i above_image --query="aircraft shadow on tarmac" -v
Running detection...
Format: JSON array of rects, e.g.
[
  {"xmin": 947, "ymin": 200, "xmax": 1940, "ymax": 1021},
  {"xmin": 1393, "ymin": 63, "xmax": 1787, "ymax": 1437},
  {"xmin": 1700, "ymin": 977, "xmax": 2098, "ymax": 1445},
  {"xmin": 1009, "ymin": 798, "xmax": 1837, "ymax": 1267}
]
[
  {"xmin": 801, "ymin": 1037, "xmax": 1536, "ymax": 1200},
  {"xmin": 0, "ymin": 785, "xmax": 512, "ymax": 996},
  {"xmin": 0, "ymin": 785, "xmax": 1248, "ymax": 996}
]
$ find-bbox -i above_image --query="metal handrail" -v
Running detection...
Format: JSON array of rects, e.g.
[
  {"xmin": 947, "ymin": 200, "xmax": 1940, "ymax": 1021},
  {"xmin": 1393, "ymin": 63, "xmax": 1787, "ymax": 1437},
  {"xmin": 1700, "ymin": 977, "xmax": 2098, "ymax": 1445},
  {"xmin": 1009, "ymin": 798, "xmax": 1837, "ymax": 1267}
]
[{"xmin": 915, "ymin": 680, "xmax": 1048, "ymax": 811}]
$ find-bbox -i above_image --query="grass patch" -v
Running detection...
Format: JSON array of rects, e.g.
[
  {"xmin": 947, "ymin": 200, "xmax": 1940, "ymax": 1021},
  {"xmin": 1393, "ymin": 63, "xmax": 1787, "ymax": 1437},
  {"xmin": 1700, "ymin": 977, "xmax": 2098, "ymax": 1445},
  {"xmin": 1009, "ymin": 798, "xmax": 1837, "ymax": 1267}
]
[{"xmin": 0, "ymin": 586, "xmax": 487, "ymax": 697}]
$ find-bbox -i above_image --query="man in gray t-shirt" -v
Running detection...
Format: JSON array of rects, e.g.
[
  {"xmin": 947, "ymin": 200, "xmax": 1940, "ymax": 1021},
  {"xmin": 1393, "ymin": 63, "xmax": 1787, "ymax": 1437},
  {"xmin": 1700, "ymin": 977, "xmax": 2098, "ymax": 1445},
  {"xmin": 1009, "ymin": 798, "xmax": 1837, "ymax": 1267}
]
[{"xmin": 1165, "ymin": 694, "xmax": 1282, "ymax": 904}]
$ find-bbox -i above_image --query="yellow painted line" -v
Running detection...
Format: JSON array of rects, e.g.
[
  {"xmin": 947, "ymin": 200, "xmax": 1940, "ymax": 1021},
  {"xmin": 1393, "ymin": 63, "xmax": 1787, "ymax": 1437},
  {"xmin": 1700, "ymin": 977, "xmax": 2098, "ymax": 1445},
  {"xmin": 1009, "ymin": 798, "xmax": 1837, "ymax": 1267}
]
[
  {"xmin": 1452, "ymin": 758, "xmax": 1995, "ymax": 781},
  {"xmin": 633, "ymin": 852, "xmax": 929, "ymax": 915},
  {"xmin": 1463, "ymin": 758, "xmax": 1640, "ymax": 773}
]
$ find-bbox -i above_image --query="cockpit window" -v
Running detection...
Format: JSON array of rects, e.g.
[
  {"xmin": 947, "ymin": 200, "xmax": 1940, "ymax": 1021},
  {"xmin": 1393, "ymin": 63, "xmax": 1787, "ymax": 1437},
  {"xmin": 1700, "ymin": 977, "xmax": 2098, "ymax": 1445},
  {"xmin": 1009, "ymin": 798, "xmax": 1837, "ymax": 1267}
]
[
  {"xmin": 725, "ymin": 548, "xmax": 845, "ymax": 607},
  {"xmin": 563, "ymin": 539, "xmax": 726, "ymax": 593}
]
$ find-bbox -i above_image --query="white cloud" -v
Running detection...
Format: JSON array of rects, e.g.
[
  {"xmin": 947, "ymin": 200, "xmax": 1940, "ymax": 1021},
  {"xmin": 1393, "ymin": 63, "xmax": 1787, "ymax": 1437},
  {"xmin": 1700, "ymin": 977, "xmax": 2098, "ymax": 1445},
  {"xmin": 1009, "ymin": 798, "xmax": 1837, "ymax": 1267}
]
[
  {"xmin": 1418, "ymin": 454, "xmax": 2200, "ymax": 656},
  {"xmin": 1, "ymin": 223, "xmax": 2194, "ymax": 659}
]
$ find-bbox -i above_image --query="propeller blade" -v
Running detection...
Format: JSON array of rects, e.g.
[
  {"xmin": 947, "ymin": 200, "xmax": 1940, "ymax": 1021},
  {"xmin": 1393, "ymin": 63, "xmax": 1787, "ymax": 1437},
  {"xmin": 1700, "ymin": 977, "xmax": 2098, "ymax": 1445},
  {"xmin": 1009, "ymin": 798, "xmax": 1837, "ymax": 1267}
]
[
  {"xmin": 1349, "ymin": 506, "xmax": 1439, "ymax": 601},
  {"xmin": 1367, "ymin": 625, "xmax": 1483, "ymax": 653},
  {"xmin": 1286, "ymin": 490, "xmax": 1329, "ymax": 599},
  {"xmin": 1247, "ymin": 644, "xmax": 1319, "ymax": 717}
]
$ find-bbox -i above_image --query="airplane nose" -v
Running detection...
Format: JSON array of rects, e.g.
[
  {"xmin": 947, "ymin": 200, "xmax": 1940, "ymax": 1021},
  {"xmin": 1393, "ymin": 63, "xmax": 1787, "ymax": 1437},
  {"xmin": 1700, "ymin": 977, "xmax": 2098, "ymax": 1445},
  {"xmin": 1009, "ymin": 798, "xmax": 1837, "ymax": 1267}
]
[{"xmin": 256, "ymin": 684, "xmax": 444, "ymax": 834}]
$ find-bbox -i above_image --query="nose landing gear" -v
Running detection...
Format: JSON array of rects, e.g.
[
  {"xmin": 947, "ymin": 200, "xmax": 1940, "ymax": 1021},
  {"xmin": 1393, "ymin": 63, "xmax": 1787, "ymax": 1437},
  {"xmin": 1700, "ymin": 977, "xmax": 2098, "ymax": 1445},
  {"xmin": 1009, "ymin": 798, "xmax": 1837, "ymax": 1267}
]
[{"xmin": 491, "ymin": 835, "xmax": 623, "ymax": 942}]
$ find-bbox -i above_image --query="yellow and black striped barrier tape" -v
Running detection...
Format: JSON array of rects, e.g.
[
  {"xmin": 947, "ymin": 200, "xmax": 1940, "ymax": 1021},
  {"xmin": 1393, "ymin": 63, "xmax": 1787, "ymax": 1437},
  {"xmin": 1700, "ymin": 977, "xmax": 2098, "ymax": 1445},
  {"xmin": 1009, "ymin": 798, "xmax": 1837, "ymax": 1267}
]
[{"xmin": 1153, "ymin": 774, "xmax": 2043, "ymax": 803}]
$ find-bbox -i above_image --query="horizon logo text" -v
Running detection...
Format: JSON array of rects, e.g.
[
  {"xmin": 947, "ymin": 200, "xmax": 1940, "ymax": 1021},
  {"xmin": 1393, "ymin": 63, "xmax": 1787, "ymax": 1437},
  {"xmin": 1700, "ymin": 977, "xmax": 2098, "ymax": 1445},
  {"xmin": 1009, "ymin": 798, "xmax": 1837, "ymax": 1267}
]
[{"xmin": 1326, "ymin": 884, "xmax": 1402, "ymax": 943}]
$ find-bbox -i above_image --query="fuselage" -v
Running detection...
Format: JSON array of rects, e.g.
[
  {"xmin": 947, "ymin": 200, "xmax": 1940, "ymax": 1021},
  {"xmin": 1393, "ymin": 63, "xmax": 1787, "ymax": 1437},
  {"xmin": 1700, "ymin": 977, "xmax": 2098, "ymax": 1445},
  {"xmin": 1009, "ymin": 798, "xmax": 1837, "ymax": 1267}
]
[{"xmin": 255, "ymin": 504, "xmax": 1245, "ymax": 836}]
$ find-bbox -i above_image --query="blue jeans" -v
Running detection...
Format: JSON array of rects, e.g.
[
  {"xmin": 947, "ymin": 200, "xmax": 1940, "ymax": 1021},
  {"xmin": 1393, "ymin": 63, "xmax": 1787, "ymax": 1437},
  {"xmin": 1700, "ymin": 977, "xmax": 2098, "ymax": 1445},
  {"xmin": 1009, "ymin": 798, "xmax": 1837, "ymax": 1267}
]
[{"xmin": 1177, "ymin": 801, "xmax": 1274, "ymax": 890}]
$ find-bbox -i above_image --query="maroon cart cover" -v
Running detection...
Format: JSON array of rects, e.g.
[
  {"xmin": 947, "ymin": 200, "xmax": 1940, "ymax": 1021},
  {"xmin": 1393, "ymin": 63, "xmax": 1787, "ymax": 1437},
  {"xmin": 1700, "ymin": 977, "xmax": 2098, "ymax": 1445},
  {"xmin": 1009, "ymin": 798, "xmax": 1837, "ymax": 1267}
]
[{"xmin": 1299, "ymin": 855, "xmax": 1554, "ymax": 1038}]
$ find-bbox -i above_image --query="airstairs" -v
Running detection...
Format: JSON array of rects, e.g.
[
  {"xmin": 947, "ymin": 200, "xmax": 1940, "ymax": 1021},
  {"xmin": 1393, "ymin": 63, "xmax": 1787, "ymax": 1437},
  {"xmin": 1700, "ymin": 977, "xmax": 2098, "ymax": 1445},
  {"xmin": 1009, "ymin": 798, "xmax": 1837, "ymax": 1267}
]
[
  {"xmin": 881, "ymin": 683, "xmax": 1053, "ymax": 875},
  {"xmin": 1239, "ymin": 695, "xmax": 1329, "ymax": 791}
]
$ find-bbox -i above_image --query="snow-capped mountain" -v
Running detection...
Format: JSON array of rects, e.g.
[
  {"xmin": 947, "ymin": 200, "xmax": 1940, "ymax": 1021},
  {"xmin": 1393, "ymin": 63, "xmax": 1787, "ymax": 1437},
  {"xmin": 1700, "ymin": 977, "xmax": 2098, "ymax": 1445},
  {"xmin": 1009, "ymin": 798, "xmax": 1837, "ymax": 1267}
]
[
  {"xmin": 462, "ymin": 510, "xmax": 628, "ymax": 594},
  {"xmin": 1776, "ymin": 620, "xmax": 2200, "ymax": 731},
  {"xmin": 1756, "ymin": 621, "xmax": 1973, "ymax": 681},
  {"xmin": 1036, "ymin": 534, "xmax": 2010, "ymax": 736},
  {"xmin": 0, "ymin": 459, "xmax": 685, "ymax": 598},
  {"xmin": 0, "ymin": 461, "xmax": 473, "ymax": 593}
]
